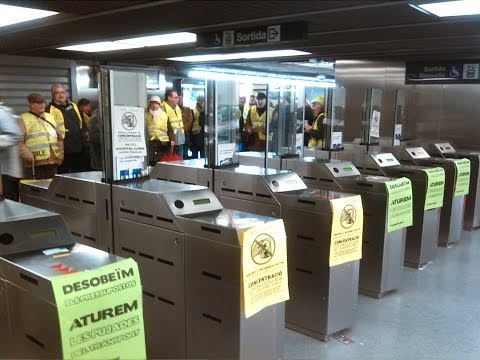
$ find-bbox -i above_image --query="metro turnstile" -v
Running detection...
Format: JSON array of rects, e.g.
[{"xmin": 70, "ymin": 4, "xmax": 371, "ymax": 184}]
[
  {"xmin": 350, "ymin": 153, "xmax": 440, "ymax": 269},
  {"xmin": 150, "ymin": 159, "xmax": 213, "ymax": 189},
  {"xmin": 19, "ymin": 172, "xmax": 113, "ymax": 252},
  {"xmin": 393, "ymin": 146, "xmax": 464, "ymax": 247},
  {"xmin": 284, "ymin": 159, "xmax": 407, "ymax": 298},
  {"xmin": 214, "ymin": 166, "xmax": 360, "ymax": 340},
  {"xmin": 0, "ymin": 199, "xmax": 122, "ymax": 359},
  {"xmin": 112, "ymin": 179, "xmax": 283, "ymax": 359},
  {"xmin": 425, "ymin": 142, "xmax": 480, "ymax": 230}
]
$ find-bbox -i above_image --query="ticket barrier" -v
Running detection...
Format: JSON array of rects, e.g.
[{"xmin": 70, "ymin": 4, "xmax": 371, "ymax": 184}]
[
  {"xmin": 214, "ymin": 166, "xmax": 360, "ymax": 341},
  {"xmin": 425, "ymin": 142, "xmax": 480, "ymax": 230},
  {"xmin": 111, "ymin": 179, "xmax": 283, "ymax": 359},
  {"xmin": 19, "ymin": 172, "xmax": 113, "ymax": 252},
  {"xmin": 351, "ymin": 153, "xmax": 441, "ymax": 269},
  {"xmin": 284, "ymin": 159, "xmax": 407, "ymax": 298},
  {"xmin": 237, "ymin": 151, "xmax": 282, "ymax": 169},
  {"xmin": 392, "ymin": 146, "xmax": 464, "ymax": 247},
  {"xmin": 151, "ymin": 158, "xmax": 213, "ymax": 190},
  {"xmin": 0, "ymin": 199, "xmax": 121, "ymax": 359}
]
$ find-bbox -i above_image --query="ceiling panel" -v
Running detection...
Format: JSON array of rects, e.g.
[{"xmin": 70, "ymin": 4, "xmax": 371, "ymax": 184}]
[{"xmin": 1, "ymin": 0, "xmax": 480, "ymax": 70}]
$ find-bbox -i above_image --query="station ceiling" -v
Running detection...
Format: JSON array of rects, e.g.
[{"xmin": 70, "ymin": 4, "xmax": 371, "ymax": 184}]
[{"xmin": 2, "ymin": 0, "xmax": 480, "ymax": 72}]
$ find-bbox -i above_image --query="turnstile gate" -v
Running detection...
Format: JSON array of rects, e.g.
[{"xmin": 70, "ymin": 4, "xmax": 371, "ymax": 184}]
[
  {"xmin": 0, "ymin": 199, "xmax": 122, "ymax": 359},
  {"xmin": 284, "ymin": 159, "xmax": 407, "ymax": 298},
  {"xmin": 393, "ymin": 146, "xmax": 465, "ymax": 247},
  {"xmin": 214, "ymin": 166, "xmax": 361, "ymax": 340},
  {"xmin": 112, "ymin": 179, "xmax": 284, "ymax": 359},
  {"xmin": 19, "ymin": 172, "xmax": 113, "ymax": 252},
  {"xmin": 351, "ymin": 153, "xmax": 441, "ymax": 269},
  {"xmin": 426, "ymin": 142, "xmax": 480, "ymax": 230}
]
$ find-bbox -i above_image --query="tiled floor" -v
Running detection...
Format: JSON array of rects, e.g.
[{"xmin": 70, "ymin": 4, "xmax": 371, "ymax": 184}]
[{"xmin": 282, "ymin": 230, "xmax": 480, "ymax": 360}]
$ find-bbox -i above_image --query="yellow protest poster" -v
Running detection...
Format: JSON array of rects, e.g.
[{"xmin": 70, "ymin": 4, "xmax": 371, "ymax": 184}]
[
  {"xmin": 50, "ymin": 258, "xmax": 146, "ymax": 360},
  {"xmin": 240, "ymin": 219, "xmax": 289, "ymax": 319},
  {"xmin": 422, "ymin": 167, "xmax": 445, "ymax": 210},
  {"xmin": 329, "ymin": 195, "xmax": 364, "ymax": 267},
  {"xmin": 385, "ymin": 177, "xmax": 413, "ymax": 232},
  {"xmin": 452, "ymin": 158, "xmax": 471, "ymax": 196}
]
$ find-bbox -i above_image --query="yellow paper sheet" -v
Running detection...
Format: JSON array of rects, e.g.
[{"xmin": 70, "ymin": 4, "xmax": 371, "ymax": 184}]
[
  {"xmin": 329, "ymin": 195, "xmax": 364, "ymax": 267},
  {"xmin": 240, "ymin": 219, "xmax": 289, "ymax": 319},
  {"xmin": 50, "ymin": 258, "xmax": 146, "ymax": 360}
]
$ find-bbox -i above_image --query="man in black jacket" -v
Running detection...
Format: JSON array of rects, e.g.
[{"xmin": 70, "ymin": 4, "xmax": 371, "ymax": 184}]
[{"xmin": 46, "ymin": 84, "xmax": 87, "ymax": 173}]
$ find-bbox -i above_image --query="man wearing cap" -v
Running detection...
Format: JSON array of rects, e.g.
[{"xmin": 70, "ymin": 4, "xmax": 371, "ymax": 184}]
[
  {"xmin": 146, "ymin": 95, "xmax": 173, "ymax": 166},
  {"xmin": 245, "ymin": 92, "xmax": 275, "ymax": 151},
  {"xmin": 305, "ymin": 96, "xmax": 325, "ymax": 148},
  {"xmin": 46, "ymin": 84, "xmax": 86, "ymax": 173},
  {"xmin": 18, "ymin": 93, "xmax": 64, "ymax": 179}
]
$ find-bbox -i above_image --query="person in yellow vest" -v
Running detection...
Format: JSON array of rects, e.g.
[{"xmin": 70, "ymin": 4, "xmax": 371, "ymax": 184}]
[
  {"xmin": 245, "ymin": 92, "xmax": 275, "ymax": 152},
  {"xmin": 178, "ymin": 94, "xmax": 193, "ymax": 159},
  {"xmin": 146, "ymin": 95, "xmax": 173, "ymax": 166},
  {"xmin": 46, "ymin": 84, "xmax": 87, "ymax": 173},
  {"xmin": 238, "ymin": 95, "xmax": 250, "ymax": 152},
  {"xmin": 77, "ymin": 98, "xmax": 91, "ymax": 128},
  {"xmin": 162, "ymin": 89, "xmax": 184, "ymax": 158},
  {"xmin": 191, "ymin": 95, "xmax": 205, "ymax": 159},
  {"xmin": 18, "ymin": 93, "xmax": 64, "ymax": 179},
  {"xmin": 305, "ymin": 96, "xmax": 325, "ymax": 148}
]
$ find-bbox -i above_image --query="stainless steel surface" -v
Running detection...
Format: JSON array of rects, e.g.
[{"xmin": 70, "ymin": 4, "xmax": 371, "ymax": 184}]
[
  {"xmin": 112, "ymin": 178, "xmax": 283, "ymax": 359},
  {"xmin": 0, "ymin": 243, "xmax": 120, "ymax": 359},
  {"xmin": 214, "ymin": 166, "xmax": 360, "ymax": 340},
  {"xmin": 394, "ymin": 146, "xmax": 464, "ymax": 246},
  {"xmin": 350, "ymin": 153, "xmax": 440, "ymax": 268},
  {"xmin": 336, "ymin": 60, "xmax": 480, "ymax": 152},
  {"xmin": 19, "ymin": 172, "xmax": 113, "ymax": 252},
  {"xmin": 0, "ymin": 199, "xmax": 75, "ymax": 256},
  {"xmin": 237, "ymin": 152, "xmax": 282, "ymax": 169},
  {"xmin": 150, "ymin": 159, "xmax": 213, "ymax": 189},
  {"xmin": 287, "ymin": 158, "xmax": 406, "ymax": 298},
  {"xmin": 425, "ymin": 143, "xmax": 480, "ymax": 230}
]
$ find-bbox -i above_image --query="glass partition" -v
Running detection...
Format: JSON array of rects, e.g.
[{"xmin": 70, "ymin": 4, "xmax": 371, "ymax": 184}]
[
  {"xmin": 361, "ymin": 88, "xmax": 383, "ymax": 148},
  {"xmin": 393, "ymin": 89, "xmax": 406, "ymax": 146}
]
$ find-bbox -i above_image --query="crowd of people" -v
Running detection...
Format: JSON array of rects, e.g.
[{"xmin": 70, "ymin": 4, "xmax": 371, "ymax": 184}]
[
  {"xmin": 0, "ymin": 85, "xmax": 207, "ymax": 188},
  {"xmin": 0, "ymin": 86, "xmax": 323, "ymax": 194},
  {"xmin": 146, "ymin": 90, "xmax": 205, "ymax": 166},
  {"xmin": 238, "ymin": 92, "xmax": 326, "ymax": 153}
]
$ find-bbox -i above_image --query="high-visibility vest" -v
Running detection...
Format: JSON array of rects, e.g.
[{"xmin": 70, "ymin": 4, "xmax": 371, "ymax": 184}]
[
  {"xmin": 146, "ymin": 109, "xmax": 169, "ymax": 141},
  {"xmin": 192, "ymin": 106, "xmax": 202, "ymax": 134},
  {"xmin": 242, "ymin": 104, "xmax": 250, "ymax": 122},
  {"xmin": 250, "ymin": 105, "xmax": 274, "ymax": 141},
  {"xmin": 47, "ymin": 102, "xmax": 81, "ymax": 140},
  {"xmin": 21, "ymin": 112, "xmax": 60, "ymax": 161},
  {"xmin": 163, "ymin": 101, "xmax": 183, "ymax": 134},
  {"xmin": 308, "ymin": 112, "xmax": 324, "ymax": 148}
]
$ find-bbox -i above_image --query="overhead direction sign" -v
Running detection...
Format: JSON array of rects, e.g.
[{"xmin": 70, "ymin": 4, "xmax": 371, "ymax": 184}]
[{"xmin": 196, "ymin": 22, "xmax": 307, "ymax": 48}]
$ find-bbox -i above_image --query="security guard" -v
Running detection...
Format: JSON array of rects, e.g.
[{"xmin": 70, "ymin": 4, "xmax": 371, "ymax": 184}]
[
  {"xmin": 162, "ymin": 89, "xmax": 184, "ymax": 157},
  {"xmin": 46, "ymin": 84, "xmax": 86, "ymax": 173},
  {"xmin": 146, "ymin": 95, "xmax": 173, "ymax": 166},
  {"xmin": 305, "ymin": 96, "xmax": 325, "ymax": 148},
  {"xmin": 19, "ymin": 93, "xmax": 64, "ymax": 179},
  {"xmin": 245, "ymin": 92, "xmax": 275, "ymax": 151}
]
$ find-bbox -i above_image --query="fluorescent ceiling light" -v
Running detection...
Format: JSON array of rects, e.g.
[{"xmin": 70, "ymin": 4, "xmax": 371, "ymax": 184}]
[
  {"xmin": 168, "ymin": 50, "xmax": 311, "ymax": 62},
  {"xmin": 415, "ymin": 0, "xmax": 480, "ymax": 17},
  {"xmin": 283, "ymin": 61, "xmax": 335, "ymax": 69},
  {"xmin": 188, "ymin": 68, "xmax": 335, "ymax": 88},
  {"xmin": 0, "ymin": 4, "xmax": 58, "ymax": 28},
  {"xmin": 121, "ymin": 32, "xmax": 196, "ymax": 46},
  {"xmin": 58, "ymin": 32, "xmax": 196, "ymax": 52},
  {"xmin": 59, "ymin": 41, "xmax": 143, "ymax": 53}
]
